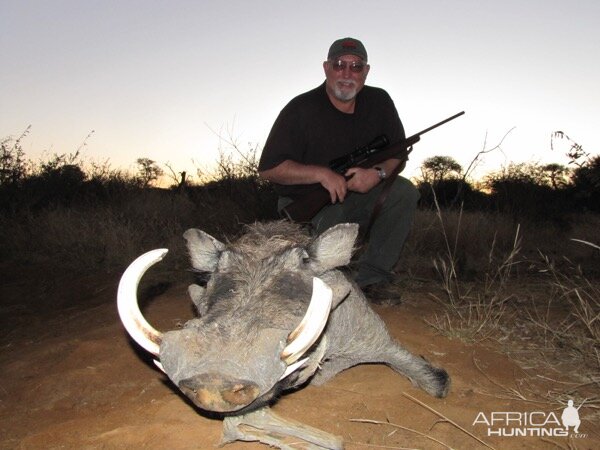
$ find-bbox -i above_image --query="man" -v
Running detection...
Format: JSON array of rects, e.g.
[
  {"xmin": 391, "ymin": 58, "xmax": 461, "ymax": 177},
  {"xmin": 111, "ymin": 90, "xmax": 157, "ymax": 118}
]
[{"xmin": 258, "ymin": 37, "xmax": 419, "ymax": 302}]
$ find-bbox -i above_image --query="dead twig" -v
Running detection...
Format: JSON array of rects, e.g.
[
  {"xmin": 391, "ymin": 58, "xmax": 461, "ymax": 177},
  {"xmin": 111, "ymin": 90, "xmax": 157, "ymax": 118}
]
[
  {"xmin": 349, "ymin": 418, "xmax": 452, "ymax": 450},
  {"xmin": 570, "ymin": 238, "xmax": 600, "ymax": 251},
  {"xmin": 401, "ymin": 392, "xmax": 495, "ymax": 450}
]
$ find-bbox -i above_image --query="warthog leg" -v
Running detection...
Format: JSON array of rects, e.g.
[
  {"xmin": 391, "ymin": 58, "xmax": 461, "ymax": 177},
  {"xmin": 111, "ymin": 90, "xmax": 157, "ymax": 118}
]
[{"xmin": 221, "ymin": 406, "xmax": 343, "ymax": 450}]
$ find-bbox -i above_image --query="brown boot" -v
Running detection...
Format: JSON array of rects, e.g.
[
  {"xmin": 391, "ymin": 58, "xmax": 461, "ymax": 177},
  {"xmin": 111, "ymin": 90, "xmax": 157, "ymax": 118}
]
[{"xmin": 362, "ymin": 282, "xmax": 402, "ymax": 305}]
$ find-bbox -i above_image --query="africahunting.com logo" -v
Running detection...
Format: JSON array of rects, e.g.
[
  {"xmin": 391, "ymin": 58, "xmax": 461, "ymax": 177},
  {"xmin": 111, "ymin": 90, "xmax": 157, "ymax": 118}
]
[{"xmin": 473, "ymin": 399, "xmax": 587, "ymax": 438}]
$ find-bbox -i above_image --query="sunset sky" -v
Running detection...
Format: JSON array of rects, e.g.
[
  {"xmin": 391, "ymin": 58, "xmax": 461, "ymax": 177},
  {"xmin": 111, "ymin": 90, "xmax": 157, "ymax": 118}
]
[{"xmin": 2, "ymin": 0, "xmax": 598, "ymax": 181}]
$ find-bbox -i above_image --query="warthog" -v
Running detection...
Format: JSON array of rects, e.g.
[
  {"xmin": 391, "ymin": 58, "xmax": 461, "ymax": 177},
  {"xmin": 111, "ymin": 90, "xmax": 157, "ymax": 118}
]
[{"xmin": 118, "ymin": 221, "xmax": 450, "ymax": 449}]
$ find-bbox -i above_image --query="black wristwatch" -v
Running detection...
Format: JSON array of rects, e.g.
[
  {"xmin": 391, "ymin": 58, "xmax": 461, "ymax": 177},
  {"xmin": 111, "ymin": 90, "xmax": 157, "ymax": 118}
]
[{"xmin": 374, "ymin": 166, "xmax": 387, "ymax": 180}]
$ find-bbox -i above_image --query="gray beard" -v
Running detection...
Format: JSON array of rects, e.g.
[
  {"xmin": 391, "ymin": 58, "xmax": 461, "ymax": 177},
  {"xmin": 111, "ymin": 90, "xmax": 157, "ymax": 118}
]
[{"xmin": 333, "ymin": 81, "xmax": 358, "ymax": 101}]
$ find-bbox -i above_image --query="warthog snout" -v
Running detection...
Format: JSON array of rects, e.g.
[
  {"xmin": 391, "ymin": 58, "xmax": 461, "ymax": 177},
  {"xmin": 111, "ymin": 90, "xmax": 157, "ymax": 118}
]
[{"xmin": 179, "ymin": 373, "xmax": 260, "ymax": 412}]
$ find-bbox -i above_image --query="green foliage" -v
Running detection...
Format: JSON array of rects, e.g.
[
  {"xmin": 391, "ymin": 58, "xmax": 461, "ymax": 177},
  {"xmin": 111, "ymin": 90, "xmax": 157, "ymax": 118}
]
[
  {"xmin": 571, "ymin": 155, "xmax": 600, "ymax": 211},
  {"xmin": 551, "ymin": 130, "xmax": 588, "ymax": 167},
  {"xmin": 0, "ymin": 127, "xmax": 31, "ymax": 187},
  {"xmin": 415, "ymin": 149, "xmax": 598, "ymax": 220},
  {"xmin": 541, "ymin": 163, "xmax": 569, "ymax": 189},
  {"xmin": 549, "ymin": 131, "xmax": 599, "ymax": 210},
  {"xmin": 417, "ymin": 178, "xmax": 486, "ymax": 210},
  {"xmin": 135, "ymin": 157, "xmax": 164, "ymax": 188},
  {"xmin": 420, "ymin": 155, "xmax": 462, "ymax": 184},
  {"xmin": 188, "ymin": 139, "xmax": 278, "ymax": 221},
  {"xmin": 483, "ymin": 162, "xmax": 570, "ymax": 221}
]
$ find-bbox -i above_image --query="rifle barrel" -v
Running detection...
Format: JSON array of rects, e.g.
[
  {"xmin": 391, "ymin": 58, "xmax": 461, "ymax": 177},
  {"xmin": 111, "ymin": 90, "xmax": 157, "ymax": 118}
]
[{"xmin": 409, "ymin": 111, "xmax": 465, "ymax": 140}]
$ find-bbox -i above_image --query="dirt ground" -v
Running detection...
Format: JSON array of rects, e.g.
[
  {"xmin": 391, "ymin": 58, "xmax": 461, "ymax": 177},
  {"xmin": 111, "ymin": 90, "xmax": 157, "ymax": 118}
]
[{"xmin": 1, "ymin": 266, "xmax": 598, "ymax": 450}]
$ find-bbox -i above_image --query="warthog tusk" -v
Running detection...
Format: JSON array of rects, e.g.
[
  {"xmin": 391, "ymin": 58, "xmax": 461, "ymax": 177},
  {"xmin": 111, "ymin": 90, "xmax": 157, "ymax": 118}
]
[
  {"xmin": 117, "ymin": 249, "xmax": 167, "ymax": 356},
  {"xmin": 153, "ymin": 359, "xmax": 166, "ymax": 373},
  {"xmin": 279, "ymin": 357, "xmax": 309, "ymax": 381},
  {"xmin": 280, "ymin": 277, "xmax": 332, "ymax": 365}
]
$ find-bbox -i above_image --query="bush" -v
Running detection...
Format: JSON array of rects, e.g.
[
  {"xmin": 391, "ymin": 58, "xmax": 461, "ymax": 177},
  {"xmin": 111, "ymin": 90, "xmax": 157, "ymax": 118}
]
[
  {"xmin": 417, "ymin": 178, "xmax": 488, "ymax": 210},
  {"xmin": 0, "ymin": 136, "xmax": 279, "ymax": 273},
  {"xmin": 483, "ymin": 162, "xmax": 575, "ymax": 222},
  {"xmin": 571, "ymin": 155, "xmax": 600, "ymax": 212},
  {"xmin": 0, "ymin": 132, "xmax": 597, "ymax": 278}
]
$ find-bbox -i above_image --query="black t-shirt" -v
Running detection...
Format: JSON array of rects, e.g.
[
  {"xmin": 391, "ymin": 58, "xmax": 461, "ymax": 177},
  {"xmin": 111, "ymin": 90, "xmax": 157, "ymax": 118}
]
[{"xmin": 258, "ymin": 82, "xmax": 405, "ymax": 198}]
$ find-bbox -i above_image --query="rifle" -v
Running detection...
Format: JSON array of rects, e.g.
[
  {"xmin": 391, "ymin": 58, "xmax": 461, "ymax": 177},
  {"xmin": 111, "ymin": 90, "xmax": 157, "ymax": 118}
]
[{"xmin": 282, "ymin": 111, "xmax": 465, "ymax": 222}]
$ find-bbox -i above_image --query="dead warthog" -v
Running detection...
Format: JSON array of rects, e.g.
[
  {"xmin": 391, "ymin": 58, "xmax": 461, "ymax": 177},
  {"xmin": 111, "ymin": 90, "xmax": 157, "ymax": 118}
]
[{"xmin": 118, "ymin": 221, "xmax": 450, "ymax": 449}]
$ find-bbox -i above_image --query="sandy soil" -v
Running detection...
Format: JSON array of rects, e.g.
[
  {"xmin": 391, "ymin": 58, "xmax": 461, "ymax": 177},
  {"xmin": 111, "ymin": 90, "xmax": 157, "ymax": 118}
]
[{"xmin": 1, "ymin": 267, "xmax": 598, "ymax": 450}]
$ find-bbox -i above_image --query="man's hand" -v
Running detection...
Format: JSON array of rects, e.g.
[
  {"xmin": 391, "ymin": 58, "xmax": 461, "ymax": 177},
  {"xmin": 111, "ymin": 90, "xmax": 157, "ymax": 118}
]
[
  {"xmin": 260, "ymin": 160, "xmax": 348, "ymax": 203},
  {"xmin": 259, "ymin": 159, "xmax": 397, "ymax": 204},
  {"xmin": 345, "ymin": 167, "xmax": 380, "ymax": 193},
  {"xmin": 317, "ymin": 167, "xmax": 348, "ymax": 203}
]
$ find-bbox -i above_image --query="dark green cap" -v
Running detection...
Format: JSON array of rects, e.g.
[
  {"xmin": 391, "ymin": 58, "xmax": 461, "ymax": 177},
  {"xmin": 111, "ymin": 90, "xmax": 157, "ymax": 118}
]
[{"xmin": 327, "ymin": 37, "xmax": 368, "ymax": 62}]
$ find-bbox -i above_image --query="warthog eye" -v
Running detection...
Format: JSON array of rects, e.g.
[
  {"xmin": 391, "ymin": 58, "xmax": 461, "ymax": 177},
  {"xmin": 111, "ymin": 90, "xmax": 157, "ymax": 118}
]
[{"xmin": 301, "ymin": 250, "xmax": 310, "ymax": 263}]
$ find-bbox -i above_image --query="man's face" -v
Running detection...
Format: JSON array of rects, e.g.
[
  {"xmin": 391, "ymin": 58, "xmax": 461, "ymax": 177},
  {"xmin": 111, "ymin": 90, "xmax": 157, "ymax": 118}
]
[{"xmin": 323, "ymin": 54, "xmax": 370, "ymax": 103}]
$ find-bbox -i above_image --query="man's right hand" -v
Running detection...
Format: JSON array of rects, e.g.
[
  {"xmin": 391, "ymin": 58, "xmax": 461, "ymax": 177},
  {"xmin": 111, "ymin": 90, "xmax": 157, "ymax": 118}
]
[
  {"xmin": 316, "ymin": 166, "xmax": 348, "ymax": 203},
  {"xmin": 259, "ymin": 160, "xmax": 348, "ymax": 203}
]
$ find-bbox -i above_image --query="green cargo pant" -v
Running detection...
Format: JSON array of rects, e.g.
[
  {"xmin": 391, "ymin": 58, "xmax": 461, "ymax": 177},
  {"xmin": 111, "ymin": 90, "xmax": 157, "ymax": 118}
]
[{"xmin": 279, "ymin": 176, "xmax": 419, "ymax": 288}]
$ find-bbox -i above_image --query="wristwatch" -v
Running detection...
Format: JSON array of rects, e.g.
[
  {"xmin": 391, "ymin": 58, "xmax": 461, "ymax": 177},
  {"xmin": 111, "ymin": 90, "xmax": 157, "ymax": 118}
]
[{"xmin": 374, "ymin": 166, "xmax": 387, "ymax": 180}]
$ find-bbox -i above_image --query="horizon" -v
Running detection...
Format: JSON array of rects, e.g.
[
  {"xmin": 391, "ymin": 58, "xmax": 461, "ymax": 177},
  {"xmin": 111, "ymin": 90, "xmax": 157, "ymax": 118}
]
[
  {"xmin": 4, "ymin": 127, "xmax": 584, "ymax": 190},
  {"xmin": 2, "ymin": 1, "xmax": 599, "ymax": 181}
]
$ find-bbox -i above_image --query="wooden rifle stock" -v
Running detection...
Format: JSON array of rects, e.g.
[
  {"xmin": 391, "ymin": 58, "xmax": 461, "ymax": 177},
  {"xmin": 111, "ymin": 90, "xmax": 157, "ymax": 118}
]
[{"xmin": 281, "ymin": 111, "xmax": 465, "ymax": 223}]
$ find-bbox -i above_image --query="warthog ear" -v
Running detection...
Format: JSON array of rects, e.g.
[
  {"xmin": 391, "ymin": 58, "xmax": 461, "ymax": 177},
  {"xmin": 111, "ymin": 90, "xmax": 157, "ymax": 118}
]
[
  {"xmin": 309, "ymin": 223, "xmax": 359, "ymax": 271},
  {"xmin": 183, "ymin": 229, "xmax": 226, "ymax": 272},
  {"xmin": 188, "ymin": 283, "xmax": 208, "ymax": 315}
]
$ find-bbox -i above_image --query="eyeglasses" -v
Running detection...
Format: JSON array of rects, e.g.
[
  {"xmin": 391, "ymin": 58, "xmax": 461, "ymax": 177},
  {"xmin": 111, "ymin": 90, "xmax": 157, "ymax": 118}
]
[{"xmin": 329, "ymin": 59, "xmax": 366, "ymax": 73}]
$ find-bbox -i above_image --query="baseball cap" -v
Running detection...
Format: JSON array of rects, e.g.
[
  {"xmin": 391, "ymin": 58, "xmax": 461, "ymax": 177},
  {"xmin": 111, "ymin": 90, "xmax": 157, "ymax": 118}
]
[{"xmin": 327, "ymin": 37, "xmax": 368, "ymax": 62}]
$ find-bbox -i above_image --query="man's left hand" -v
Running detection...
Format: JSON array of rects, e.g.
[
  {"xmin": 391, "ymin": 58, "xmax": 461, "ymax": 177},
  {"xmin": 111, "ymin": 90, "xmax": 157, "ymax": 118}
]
[{"xmin": 345, "ymin": 167, "xmax": 380, "ymax": 193}]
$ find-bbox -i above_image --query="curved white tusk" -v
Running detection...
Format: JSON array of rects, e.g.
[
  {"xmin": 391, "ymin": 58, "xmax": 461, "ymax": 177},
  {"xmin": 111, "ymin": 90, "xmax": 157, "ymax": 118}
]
[
  {"xmin": 117, "ymin": 249, "xmax": 167, "ymax": 356},
  {"xmin": 153, "ymin": 359, "xmax": 166, "ymax": 373},
  {"xmin": 280, "ymin": 277, "xmax": 333, "ymax": 365},
  {"xmin": 279, "ymin": 357, "xmax": 309, "ymax": 381}
]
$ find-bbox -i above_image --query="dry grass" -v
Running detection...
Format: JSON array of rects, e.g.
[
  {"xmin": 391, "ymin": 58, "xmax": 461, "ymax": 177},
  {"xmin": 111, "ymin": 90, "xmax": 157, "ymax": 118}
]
[
  {"xmin": 0, "ymin": 190, "xmax": 193, "ymax": 273},
  {"xmin": 412, "ymin": 193, "xmax": 600, "ymax": 418},
  {"xmin": 422, "ymin": 195, "xmax": 521, "ymax": 343},
  {"xmin": 522, "ymin": 254, "xmax": 600, "ymax": 394},
  {"xmin": 0, "ymin": 185, "xmax": 275, "ymax": 275}
]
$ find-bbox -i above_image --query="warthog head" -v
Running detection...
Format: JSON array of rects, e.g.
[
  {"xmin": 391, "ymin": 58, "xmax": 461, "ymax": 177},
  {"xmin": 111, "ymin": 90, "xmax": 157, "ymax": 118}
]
[{"xmin": 118, "ymin": 221, "xmax": 358, "ymax": 414}]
